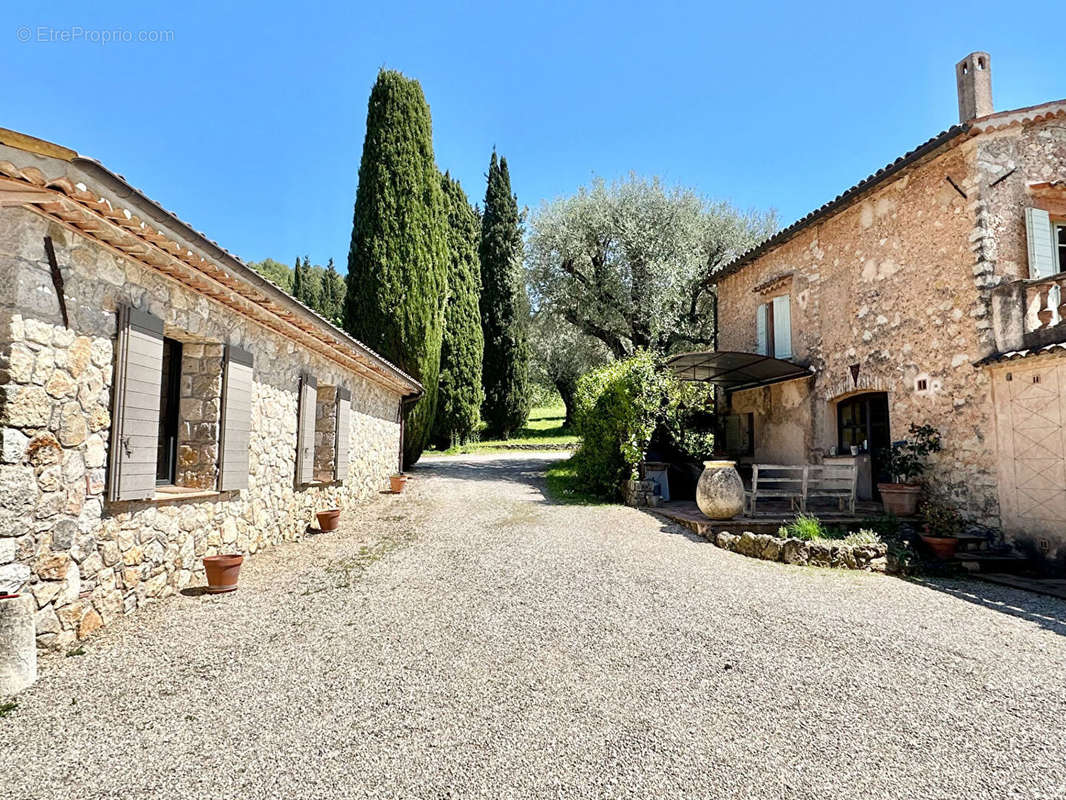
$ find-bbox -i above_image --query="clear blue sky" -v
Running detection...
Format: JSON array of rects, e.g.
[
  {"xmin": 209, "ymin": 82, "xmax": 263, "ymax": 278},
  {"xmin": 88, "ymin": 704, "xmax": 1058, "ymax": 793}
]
[{"xmin": 3, "ymin": 0, "xmax": 1063, "ymax": 269}]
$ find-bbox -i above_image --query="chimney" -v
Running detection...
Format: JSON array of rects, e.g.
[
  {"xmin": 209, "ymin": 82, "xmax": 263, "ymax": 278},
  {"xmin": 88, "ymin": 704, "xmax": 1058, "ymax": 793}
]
[{"xmin": 956, "ymin": 52, "xmax": 993, "ymax": 123}]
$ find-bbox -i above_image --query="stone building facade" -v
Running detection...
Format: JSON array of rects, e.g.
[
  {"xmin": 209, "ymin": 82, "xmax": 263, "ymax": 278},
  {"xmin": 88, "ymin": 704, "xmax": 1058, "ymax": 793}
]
[
  {"xmin": 0, "ymin": 130, "xmax": 420, "ymax": 650},
  {"xmin": 708, "ymin": 54, "xmax": 1066, "ymax": 563}
]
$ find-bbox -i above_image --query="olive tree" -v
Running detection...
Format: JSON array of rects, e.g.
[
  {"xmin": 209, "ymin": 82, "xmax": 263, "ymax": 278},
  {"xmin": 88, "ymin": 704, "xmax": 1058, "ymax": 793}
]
[
  {"xmin": 526, "ymin": 175, "xmax": 776, "ymax": 358},
  {"xmin": 529, "ymin": 311, "xmax": 610, "ymax": 428}
]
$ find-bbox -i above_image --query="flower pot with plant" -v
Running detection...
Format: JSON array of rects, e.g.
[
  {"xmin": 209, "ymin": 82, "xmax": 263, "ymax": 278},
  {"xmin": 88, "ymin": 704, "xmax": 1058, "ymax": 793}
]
[
  {"xmin": 390, "ymin": 474, "xmax": 408, "ymax": 493},
  {"xmin": 918, "ymin": 494, "xmax": 962, "ymax": 559},
  {"xmin": 877, "ymin": 423, "xmax": 942, "ymax": 517}
]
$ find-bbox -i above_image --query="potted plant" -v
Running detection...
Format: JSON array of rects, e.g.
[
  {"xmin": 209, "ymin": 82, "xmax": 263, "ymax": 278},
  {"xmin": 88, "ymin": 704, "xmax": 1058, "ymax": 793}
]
[
  {"xmin": 919, "ymin": 495, "xmax": 963, "ymax": 559},
  {"xmin": 877, "ymin": 423, "xmax": 942, "ymax": 517},
  {"xmin": 390, "ymin": 473, "xmax": 408, "ymax": 493},
  {"xmin": 316, "ymin": 509, "xmax": 341, "ymax": 531},
  {"xmin": 202, "ymin": 553, "xmax": 244, "ymax": 593}
]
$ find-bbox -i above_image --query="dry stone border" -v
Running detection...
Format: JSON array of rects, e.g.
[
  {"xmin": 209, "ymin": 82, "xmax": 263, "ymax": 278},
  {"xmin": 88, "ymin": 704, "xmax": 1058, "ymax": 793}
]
[{"xmin": 710, "ymin": 530, "xmax": 889, "ymax": 572}]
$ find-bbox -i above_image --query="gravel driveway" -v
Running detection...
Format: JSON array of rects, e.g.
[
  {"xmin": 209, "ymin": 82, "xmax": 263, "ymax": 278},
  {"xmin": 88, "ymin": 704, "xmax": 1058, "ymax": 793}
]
[{"xmin": 4, "ymin": 452, "xmax": 1065, "ymax": 799}]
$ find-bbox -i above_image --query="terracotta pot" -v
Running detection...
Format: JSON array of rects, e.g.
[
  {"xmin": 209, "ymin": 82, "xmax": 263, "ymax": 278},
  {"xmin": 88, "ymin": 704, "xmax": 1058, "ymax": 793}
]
[
  {"xmin": 696, "ymin": 460, "xmax": 745, "ymax": 520},
  {"xmin": 316, "ymin": 509, "xmax": 341, "ymax": 531},
  {"xmin": 920, "ymin": 535, "xmax": 958, "ymax": 560},
  {"xmin": 877, "ymin": 483, "xmax": 921, "ymax": 516},
  {"xmin": 390, "ymin": 474, "xmax": 408, "ymax": 493},
  {"xmin": 203, "ymin": 554, "xmax": 244, "ymax": 594}
]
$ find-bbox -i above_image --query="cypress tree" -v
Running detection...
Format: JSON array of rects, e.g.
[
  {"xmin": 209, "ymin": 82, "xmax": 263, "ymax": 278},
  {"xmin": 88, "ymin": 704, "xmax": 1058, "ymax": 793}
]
[
  {"xmin": 479, "ymin": 151, "xmax": 530, "ymax": 438},
  {"xmin": 343, "ymin": 69, "xmax": 448, "ymax": 466},
  {"xmin": 432, "ymin": 173, "xmax": 485, "ymax": 448},
  {"xmin": 291, "ymin": 255, "xmax": 304, "ymax": 302},
  {"xmin": 322, "ymin": 258, "xmax": 346, "ymax": 323}
]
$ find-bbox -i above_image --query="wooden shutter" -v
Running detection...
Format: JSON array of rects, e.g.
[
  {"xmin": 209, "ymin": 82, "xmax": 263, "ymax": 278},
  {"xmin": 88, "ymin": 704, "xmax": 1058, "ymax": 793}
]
[
  {"xmin": 772, "ymin": 295, "xmax": 792, "ymax": 359},
  {"xmin": 108, "ymin": 306, "xmax": 164, "ymax": 502},
  {"xmin": 335, "ymin": 386, "xmax": 351, "ymax": 482},
  {"xmin": 295, "ymin": 374, "xmax": 317, "ymax": 485},
  {"xmin": 1026, "ymin": 208, "xmax": 1055, "ymax": 279},
  {"xmin": 218, "ymin": 346, "xmax": 253, "ymax": 491},
  {"xmin": 756, "ymin": 303, "xmax": 768, "ymax": 355}
]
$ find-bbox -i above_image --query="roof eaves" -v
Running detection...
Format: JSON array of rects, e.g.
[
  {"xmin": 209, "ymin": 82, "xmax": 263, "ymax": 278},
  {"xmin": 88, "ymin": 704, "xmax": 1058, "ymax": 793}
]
[
  {"xmin": 65, "ymin": 155, "xmax": 423, "ymax": 395},
  {"xmin": 710, "ymin": 123, "xmax": 973, "ymax": 283}
]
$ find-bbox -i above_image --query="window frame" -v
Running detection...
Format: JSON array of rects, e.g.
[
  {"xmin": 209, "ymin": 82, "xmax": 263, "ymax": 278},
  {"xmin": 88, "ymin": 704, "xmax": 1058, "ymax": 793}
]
[
  {"xmin": 155, "ymin": 336, "xmax": 183, "ymax": 486},
  {"xmin": 756, "ymin": 294, "xmax": 792, "ymax": 360},
  {"xmin": 1054, "ymin": 221, "xmax": 1066, "ymax": 275}
]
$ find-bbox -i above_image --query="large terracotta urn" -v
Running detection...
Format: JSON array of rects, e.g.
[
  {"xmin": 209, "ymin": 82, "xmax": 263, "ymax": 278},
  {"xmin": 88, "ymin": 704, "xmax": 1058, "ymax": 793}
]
[{"xmin": 696, "ymin": 460, "xmax": 745, "ymax": 520}]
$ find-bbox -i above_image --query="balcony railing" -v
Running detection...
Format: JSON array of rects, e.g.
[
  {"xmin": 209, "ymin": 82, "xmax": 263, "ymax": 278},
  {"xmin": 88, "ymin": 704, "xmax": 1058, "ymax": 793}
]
[{"xmin": 992, "ymin": 273, "xmax": 1066, "ymax": 354}]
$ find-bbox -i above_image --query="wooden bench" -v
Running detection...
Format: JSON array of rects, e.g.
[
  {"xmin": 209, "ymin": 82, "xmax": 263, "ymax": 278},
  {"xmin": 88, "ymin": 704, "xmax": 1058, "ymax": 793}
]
[
  {"xmin": 745, "ymin": 464, "xmax": 806, "ymax": 515},
  {"xmin": 745, "ymin": 463, "xmax": 858, "ymax": 516}
]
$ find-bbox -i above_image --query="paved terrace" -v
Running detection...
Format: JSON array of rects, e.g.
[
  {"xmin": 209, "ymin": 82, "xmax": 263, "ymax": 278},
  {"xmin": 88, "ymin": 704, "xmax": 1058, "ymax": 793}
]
[{"xmin": 3, "ymin": 453, "xmax": 1064, "ymax": 799}]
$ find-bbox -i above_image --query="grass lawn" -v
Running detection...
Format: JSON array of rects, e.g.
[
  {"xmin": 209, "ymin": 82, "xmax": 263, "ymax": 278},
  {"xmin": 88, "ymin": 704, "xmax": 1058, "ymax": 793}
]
[
  {"xmin": 427, "ymin": 402, "xmax": 579, "ymax": 456},
  {"xmin": 544, "ymin": 455, "xmax": 611, "ymax": 505}
]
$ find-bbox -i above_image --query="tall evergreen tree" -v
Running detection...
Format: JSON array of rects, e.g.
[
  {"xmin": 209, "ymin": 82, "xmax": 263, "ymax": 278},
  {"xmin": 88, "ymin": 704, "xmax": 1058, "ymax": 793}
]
[
  {"xmin": 321, "ymin": 258, "xmax": 346, "ymax": 323},
  {"xmin": 432, "ymin": 173, "xmax": 485, "ymax": 448},
  {"xmin": 291, "ymin": 254, "xmax": 305, "ymax": 302},
  {"xmin": 479, "ymin": 151, "xmax": 530, "ymax": 438},
  {"xmin": 343, "ymin": 69, "xmax": 448, "ymax": 466}
]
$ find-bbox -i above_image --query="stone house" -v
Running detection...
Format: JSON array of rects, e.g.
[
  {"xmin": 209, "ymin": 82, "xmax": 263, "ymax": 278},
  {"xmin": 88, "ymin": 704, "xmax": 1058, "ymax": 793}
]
[
  {"xmin": 703, "ymin": 54, "xmax": 1066, "ymax": 563},
  {"xmin": 0, "ymin": 128, "xmax": 422, "ymax": 650}
]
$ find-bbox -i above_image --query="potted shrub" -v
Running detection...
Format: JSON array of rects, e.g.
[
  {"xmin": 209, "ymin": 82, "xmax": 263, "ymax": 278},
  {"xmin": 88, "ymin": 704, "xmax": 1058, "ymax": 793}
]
[
  {"xmin": 919, "ymin": 495, "xmax": 963, "ymax": 559},
  {"xmin": 390, "ymin": 473, "xmax": 408, "ymax": 493},
  {"xmin": 877, "ymin": 423, "xmax": 942, "ymax": 517},
  {"xmin": 203, "ymin": 553, "xmax": 244, "ymax": 593}
]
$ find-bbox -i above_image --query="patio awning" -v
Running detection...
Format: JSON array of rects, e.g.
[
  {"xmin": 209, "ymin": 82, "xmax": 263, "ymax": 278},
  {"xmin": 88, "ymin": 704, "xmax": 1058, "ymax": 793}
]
[{"xmin": 666, "ymin": 351, "xmax": 813, "ymax": 392}]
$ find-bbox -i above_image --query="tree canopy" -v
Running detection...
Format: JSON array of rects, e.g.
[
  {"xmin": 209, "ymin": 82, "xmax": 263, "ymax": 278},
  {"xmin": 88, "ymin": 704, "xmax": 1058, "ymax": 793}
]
[
  {"xmin": 343, "ymin": 69, "xmax": 448, "ymax": 467},
  {"xmin": 479, "ymin": 151, "xmax": 530, "ymax": 438},
  {"xmin": 432, "ymin": 172, "xmax": 485, "ymax": 448},
  {"xmin": 528, "ymin": 310, "xmax": 610, "ymax": 428},
  {"xmin": 526, "ymin": 175, "xmax": 777, "ymax": 358}
]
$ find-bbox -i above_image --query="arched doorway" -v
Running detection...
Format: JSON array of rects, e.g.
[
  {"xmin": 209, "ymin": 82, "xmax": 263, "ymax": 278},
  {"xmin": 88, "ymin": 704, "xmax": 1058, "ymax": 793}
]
[{"xmin": 836, "ymin": 392, "xmax": 891, "ymax": 492}]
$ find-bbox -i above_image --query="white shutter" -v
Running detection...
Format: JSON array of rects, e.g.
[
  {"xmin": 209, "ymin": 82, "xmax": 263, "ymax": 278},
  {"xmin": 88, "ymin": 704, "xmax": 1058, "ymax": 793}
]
[
  {"xmin": 335, "ymin": 387, "xmax": 351, "ymax": 482},
  {"xmin": 295, "ymin": 374, "xmax": 317, "ymax": 485},
  {"xmin": 772, "ymin": 295, "xmax": 792, "ymax": 359},
  {"xmin": 756, "ymin": 303, "xmax": 768, "ymax": 355},
  {"xmin": 218, "ymin": 346, "xmax": 253, "ymax": 491},
  {"xmin": 108, "ymin": 306, "xmax": 164, "ymax": 502},
  {"xmin": 1026, "ymin": 208, "xmax": 1056, "ymax": 279}
]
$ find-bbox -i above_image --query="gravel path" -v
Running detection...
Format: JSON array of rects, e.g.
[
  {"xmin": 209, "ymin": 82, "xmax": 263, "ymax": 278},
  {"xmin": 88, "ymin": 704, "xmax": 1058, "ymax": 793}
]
[{"xmin": 4, "ymin": 452, "xmax": 1066, "ymax": 799}]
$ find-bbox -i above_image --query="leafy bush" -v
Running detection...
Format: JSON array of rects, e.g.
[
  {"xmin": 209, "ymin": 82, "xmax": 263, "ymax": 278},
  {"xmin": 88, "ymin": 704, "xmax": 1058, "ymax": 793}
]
[
  {"xmin": 842, "ymin": 529, "xmax": 883, "ymax": 547},
  {"xmin": 572, "ymin": 351, "xmax": 679, "ymax": 498},
  {"xmin": 919, "ymin": 493, "xmax": 963, "ymax": 537},
  {"xmin": 783, "ymin": 513, "xmax": 826, "ymax": 541},
  {"xmin": 883, "ymin": 423, "xmax": 942, "ymax": 484}
]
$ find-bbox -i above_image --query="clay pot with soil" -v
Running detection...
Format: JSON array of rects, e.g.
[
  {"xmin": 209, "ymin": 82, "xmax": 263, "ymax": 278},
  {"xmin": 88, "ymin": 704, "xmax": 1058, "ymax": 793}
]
[
  {"xmin": 203, "ymin": 554, "xmax": 244, "ymax": 594},
  {"xmin": 316, "ymin": 509, "xmax": 341, "ymax": 531},
  {"xmin": 390, "ymin": 474, "xmax": 408, "ymax": 493}
]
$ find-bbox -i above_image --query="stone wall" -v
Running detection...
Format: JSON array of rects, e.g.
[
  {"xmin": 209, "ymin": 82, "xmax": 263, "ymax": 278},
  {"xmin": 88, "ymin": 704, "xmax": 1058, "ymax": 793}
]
[
  {"xmin": 0, "ymin": 207, "xmax": 403, "ymax": 651},
  {"xmin": 314, "ymin": 384, "xmax": 337, "ymax": 483},
  {"xmin": 716, "ymin": 139, "xmax": 1003, "ymax": 526},
  {"xmin": 177, "ymin": 342, "xmax": 223, "ymax": 490}
]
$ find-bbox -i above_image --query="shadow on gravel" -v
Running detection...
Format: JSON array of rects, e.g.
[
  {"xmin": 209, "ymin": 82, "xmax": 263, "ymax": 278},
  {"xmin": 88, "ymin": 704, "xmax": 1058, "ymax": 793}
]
[{"xmin": 915, "ymin": 578, "xmax": 1066, "ymax": 637}]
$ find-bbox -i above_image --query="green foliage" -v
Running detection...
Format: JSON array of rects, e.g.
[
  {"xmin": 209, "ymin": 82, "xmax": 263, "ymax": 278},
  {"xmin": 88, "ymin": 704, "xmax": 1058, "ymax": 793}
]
[
  {"xmin": 247, "ymin": 258, "xmax": 294, "ymax": 292},
  {"xmin": 293, "ymin": 255, "xmax": 322, "ymax": 311},
  {"xmin": 919, "ymin": 492, "xmax": 964, "ymax": 537},
  {"xmin": 528, "ymin": 311, "xmax": 610, "ymax": 428},
  {"xmin": 320, "ymin": 258, "xmax": 346, "ymax": 324},
  {"xmin": 842, "ymin": 528, "xmax": 884, "ymax": 547},
  {"xmin": 432, "ymin": 173, "xmax": 485, "ymax": 448},
  {"xmin": 545, "ymin": 455, "xmax": 611, "ymax": 505},
  {"xmin": 343, "ymin": 69, "xmax": 449, "ymax": 466},
  {"xmin": 884, "ymin": 423, "xmax": 942, "ymax": 484},
  {"xmin": 526, "ymin": 174, "xmax": 777, "ymax": 358},
  {"xmin": 784, "ymin": 513, "xmax": 826, "ymax": 541},
  {"xmin": 479, "ymin": 151, "xmax": 531, "ymax": 438},
  {"xmin": 571, "ymin": 351, "xmax": 678, "ymax": 498}
]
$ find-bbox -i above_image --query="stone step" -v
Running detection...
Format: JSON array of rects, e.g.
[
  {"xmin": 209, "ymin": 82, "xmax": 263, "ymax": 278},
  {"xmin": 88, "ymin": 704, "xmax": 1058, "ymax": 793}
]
[{"xmin": 954, "ymin": 550, "xmax": 1033, "ymax": 574}]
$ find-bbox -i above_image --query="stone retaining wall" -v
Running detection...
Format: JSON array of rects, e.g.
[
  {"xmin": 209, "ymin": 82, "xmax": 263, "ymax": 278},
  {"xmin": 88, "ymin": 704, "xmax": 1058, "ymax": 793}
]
[
  {"xmin": 712, "ymin": 530, "xmax": 888, "ymax": 572},
  {"xmin": 0, "ymin": 207, "xmax": 403, "ymax": 651}
]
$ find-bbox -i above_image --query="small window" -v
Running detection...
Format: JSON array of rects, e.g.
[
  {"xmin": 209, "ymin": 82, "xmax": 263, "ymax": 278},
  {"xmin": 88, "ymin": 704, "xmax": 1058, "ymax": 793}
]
[{"xmin": 155, "ymin": 337, "xmax": 183, "ymax": 485}]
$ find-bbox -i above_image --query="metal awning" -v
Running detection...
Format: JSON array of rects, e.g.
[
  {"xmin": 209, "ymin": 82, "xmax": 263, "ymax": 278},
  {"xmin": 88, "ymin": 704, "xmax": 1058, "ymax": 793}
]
[{"xmin": 666, "ymin": 350, "xmax": 813, "ymax": 392}]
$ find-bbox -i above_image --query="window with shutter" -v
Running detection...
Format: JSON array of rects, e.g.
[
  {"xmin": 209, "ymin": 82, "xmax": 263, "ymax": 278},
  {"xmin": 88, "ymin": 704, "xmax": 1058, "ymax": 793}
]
[
  {"xmin": 756, "ymin": 303, "xmax": 769, "ymax": 355},
  {"xmin": 108, "ymin": 306, "xmax": 165, "ymax": 502},
  {"xmin": 772, "ymin": 295, "xmax": 792, "ymax": 359},
  {"xmin": 295, "ymin": 374, "xmax": 317, "ymax": 485},
  {"xmin": 218, "ymin": 346, "xmax": 254, "ymax": 491},
  {"xmin": 335, "ymin": 387, "xmax": 351, "ymax": 482},
  {"xmin": 1026, "ymin": 208, "xmax": 1056, "ymax": 279}
]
